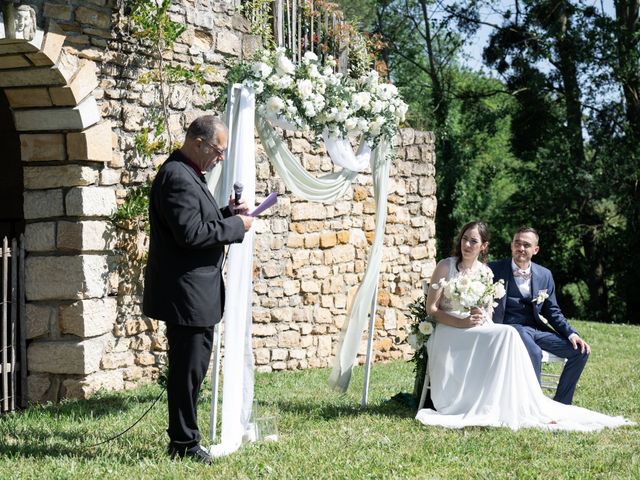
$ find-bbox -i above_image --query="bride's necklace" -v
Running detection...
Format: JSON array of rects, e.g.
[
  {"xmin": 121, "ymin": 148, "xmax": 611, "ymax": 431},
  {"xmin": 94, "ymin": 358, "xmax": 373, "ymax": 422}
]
[{"xmin": 458, "ymin": 260, "xmax": 479, "ymax": 274}]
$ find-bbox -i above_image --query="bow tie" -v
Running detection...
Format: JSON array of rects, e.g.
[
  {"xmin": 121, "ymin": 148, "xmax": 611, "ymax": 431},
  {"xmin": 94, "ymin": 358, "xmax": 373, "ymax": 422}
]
[{"xmin": 513, "ymin": 268, "xmax": 531, "ymax": 280}]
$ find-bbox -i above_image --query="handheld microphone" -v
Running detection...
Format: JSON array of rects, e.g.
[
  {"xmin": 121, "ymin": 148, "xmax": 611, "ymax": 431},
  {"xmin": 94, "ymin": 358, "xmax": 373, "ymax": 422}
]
[{"xmin": 233, "ymin": 182, "xmax": 243, "ymax": 205}]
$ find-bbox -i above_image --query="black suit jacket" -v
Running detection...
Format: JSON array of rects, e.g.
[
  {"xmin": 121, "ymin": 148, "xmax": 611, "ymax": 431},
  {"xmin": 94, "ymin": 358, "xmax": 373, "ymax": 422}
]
[
  {"xmin": 489, "ymin": 258, "xmax": 577, "ymax": 339},
  {"xmin": 143, "ymin": 150, "xmax": 245, "ymax": 327}
]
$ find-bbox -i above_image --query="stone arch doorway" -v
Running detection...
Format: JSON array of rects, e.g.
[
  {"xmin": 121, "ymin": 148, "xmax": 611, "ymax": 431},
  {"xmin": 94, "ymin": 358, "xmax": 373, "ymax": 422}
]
[
  {"xmin": 0, "ymin": 21, "xmax": 117, "ymax": 402},
  {"xmin": 0, "ymin": 88, "xmax": 23, "ymax": 239}
]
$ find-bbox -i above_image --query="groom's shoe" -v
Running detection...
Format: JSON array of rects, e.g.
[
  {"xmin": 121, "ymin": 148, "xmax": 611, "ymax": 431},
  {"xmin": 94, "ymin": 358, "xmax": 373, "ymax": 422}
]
[{"xmin": 168, "ymin": 443, "xmax": 212, "ymax": 465}]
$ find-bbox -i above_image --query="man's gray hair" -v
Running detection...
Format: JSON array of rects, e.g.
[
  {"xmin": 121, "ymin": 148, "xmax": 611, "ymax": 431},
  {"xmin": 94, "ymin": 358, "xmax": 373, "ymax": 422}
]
[{"xmin": 185, "ymin": 115, "xmax": 227, "ymax": 142}]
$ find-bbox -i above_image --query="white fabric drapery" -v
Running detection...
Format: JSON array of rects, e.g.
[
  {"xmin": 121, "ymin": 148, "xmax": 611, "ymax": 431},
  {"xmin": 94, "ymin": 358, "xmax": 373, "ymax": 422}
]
[
  {"xmin": 207, "ymin": 85, "xmax": 256, "ymax": 457},
  {"xmin": 254, "ymin": 111, "xmax": 392, "ymax": 393},
  {"xmin": 207, "ymin": 84, "xmax": 394, "ymax": 457}
]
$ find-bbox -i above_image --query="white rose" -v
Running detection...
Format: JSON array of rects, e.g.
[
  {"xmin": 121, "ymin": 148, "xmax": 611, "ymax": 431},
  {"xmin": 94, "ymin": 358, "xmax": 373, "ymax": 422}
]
[
  {"xmin": 253, "ymin": 80, "xmax": 264, "ymax": 94},
  {"xmin": 493, "ymin": 282, "xmax": 506, "ymax": 299},
  {"xmin": 308, "ymin": 64, "xmax": 320, "ymax": 78},
  {"xmin": 352, "ymin": 91, "xmax": 372, "ymax": 111},
  {"xmin": 265, "ymin": 96, "xmax": 285, "ymax": 115},
  {"xmin": 303, "ymin": 50, "xmax": 318, "ymax": 63},
  {"xmin": 303, "ymin": 100, "xmax": 316, "ymax": 117},
  {"xmin": 345, "ymin": 117, "xmax": 359, "ymax": 133},
  {"xmin": 297, "ymin": 79, "xmax": 314, "ymax": 99},
  {"xmin": 377, "ymin": 83, "xmax": 398, "ymax": 100},
  {"xmin": 397, "ymin": 102, "xmax": 408, "ymax": 122},
  {"xmin": 252, "ymin": 61, "xmax": 272, "ymax": 79},
  {"xmin": 418, "ymin": 321, "xmax": 433, "ymax": 336},
  {"xmin": 368, "ymin": 116, "xmax": 385, "ymax": 136},
  {"xmin": 275, "ymin": 52, "xmax": 295, "ymax": 75},
  {"xmin": 278, "ymin": 75, "xmax": 293, "ymax": 89},
  {"xmin": 371, "ymin": 100, "xmax": 384, "ymax": 114}
]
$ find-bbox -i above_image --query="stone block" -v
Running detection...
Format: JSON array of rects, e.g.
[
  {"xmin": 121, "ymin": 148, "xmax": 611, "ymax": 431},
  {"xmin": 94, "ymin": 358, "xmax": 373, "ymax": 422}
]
[
  {"xmin": 291, "ymin": 203, "xmax": 326, "ymax": 221},
  {"xmin": 62, "ymin": 370, "xmax": 124, "ymax": 399},
  {"xmin": 23, "ymin": 189, "xmax": 64, "ymax": 219},
  {"xmin": 75, "ymin": 6, "xmax": 112, "ymax": 29},
  {"xmin": 254, "ymin": 348, "xmax": 270, "ymax": 365},
  {"xmin": 101, "ymin": 351, "xmax": 135, "ymax": 369},
  {"xmin": 50, "ymin": 60, "xmax": 99, "ymax": 106},
  {"xmin": 57, "ymin": 220, "xmax": 116, "ymax": 251},
  {"xmin": 0, "ymin": 54, "xmax": 30, "ymax": 69},
  {"xmin": 28, "ymin": 335, "xmax": 108, "ymax": 374},
  {"xmin": 59, "ymin": 297, "xmax": 117, "ymax": 337},
  {"xmin": 24, "ymin": 165, "xmax": 99, "ymax": 189},
  {"xmin": 27, "ymin": 373, "xmax": 52, "ymax": 403},
  {"xmin": 317, "ymin": 335, "xmax": 332, "ymax": 357},
  {"xmin": 320, "ymin": 232, "xmax": 337, "ymax": 248},
  {"xmin": 0, "ymin": 66, "xmax": 66, "ymax": 88},
  {"xmin": 44, "ymin": 4, "xmax": 74, "ymax": 22},
  {"xmin": 5, "ymin": 87, "xmax": 53, "ymax": 108},
  {"xmin": 28, "ymin": 21, "xmax": 66, "ymax": 66},
  {"xmin": 65, "ymin": 187, "xmax": 117, "ymax": 216},
  {"xmin": 24, "ymin": 222, "xmax": 56, "ymax": 252},
  {"xmin": 216, "ymin": 30, "xmax": 241, "ymax": 55},
  {"xmin": 67, "ymin": 121, "xmax": 112, "ymax": 162},
  {"xmin": 14, "ymin": 97, "xmax": 101, "ymax": 132},
  {"xmin": 26, "ymin": 255, "xmax": 109, "ymax": 300},
  {"xmin": 26, "ymin": 302, "xmax": 55, "ymax": 339},
  {"xmin": 20, "ymin": 133, "xmax": 66, "ymax": 162}
]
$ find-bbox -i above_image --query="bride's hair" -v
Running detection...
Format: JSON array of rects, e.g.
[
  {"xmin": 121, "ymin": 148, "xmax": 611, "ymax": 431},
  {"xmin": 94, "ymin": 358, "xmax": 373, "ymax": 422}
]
[{"xmin": 451, "ymin": 221, "xmax": 490, "ymax": 264}]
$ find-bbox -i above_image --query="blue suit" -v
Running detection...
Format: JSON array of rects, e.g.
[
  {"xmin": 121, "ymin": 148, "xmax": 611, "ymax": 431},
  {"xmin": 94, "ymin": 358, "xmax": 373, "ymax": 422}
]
[{"xmin": 489, "ymin": 259, "xmax": 589, "ymax": 404}]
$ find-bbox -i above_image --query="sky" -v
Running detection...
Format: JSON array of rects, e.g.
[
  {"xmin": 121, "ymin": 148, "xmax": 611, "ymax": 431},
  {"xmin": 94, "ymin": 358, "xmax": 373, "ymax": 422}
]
[{"xmin": 457, "ymin": 0, "xmax": 617, "ymax": 71}]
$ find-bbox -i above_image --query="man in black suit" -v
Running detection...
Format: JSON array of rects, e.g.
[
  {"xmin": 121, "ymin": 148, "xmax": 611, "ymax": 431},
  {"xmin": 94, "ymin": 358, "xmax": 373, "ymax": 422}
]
[
  {"xmin": 489, "ymin": 227, "xmax": 590, "ymax": 405},
  {"xmin": 143, "ymin": 116, "xmax": 253, "ymax": 464}
]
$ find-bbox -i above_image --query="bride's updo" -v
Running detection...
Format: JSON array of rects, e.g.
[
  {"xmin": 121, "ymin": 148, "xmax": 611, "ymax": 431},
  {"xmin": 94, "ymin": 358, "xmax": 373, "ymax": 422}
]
[{"xmin": 451, "ymin": 220, "xmax": 490, "ymax": 264}]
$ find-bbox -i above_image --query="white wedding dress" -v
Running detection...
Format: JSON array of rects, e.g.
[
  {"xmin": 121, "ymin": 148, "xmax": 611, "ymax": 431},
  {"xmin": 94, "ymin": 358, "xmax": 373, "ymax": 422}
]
[{"xmin": 416, "ymin": 257, "xmax": 634, "ymax": 431}]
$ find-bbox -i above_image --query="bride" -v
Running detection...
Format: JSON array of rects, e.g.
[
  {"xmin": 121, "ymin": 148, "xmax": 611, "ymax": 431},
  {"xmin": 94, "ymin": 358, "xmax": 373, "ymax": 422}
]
[{"xmin": 416, "ymin": 221, "xmax": 634, "ymax": 431}]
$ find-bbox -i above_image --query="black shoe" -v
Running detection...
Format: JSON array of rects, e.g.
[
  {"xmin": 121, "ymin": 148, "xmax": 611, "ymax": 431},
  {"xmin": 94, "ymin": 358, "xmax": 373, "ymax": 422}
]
[{"xmin": 168, "ymin": 444, "xmax": 212, "ymax": 465}]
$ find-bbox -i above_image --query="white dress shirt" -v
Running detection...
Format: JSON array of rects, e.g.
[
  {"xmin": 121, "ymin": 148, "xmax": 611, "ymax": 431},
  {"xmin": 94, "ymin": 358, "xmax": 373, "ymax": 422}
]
[{"xmin": 511, "ymin": 259, "xmax": 531, "ymax": 298}]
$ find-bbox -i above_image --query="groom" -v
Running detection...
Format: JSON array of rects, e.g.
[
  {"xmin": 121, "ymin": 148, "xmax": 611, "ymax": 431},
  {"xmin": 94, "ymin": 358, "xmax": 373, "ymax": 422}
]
[{"xmin": 489, "ymin": 227, "xmax": 590, "ymax": 405}]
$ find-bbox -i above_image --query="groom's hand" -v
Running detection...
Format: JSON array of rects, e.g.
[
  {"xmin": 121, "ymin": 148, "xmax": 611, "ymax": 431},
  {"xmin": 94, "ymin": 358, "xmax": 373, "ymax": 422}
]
[{"xmin": 569, "ymin": 333, "xmax": 591, "ymax": 354}]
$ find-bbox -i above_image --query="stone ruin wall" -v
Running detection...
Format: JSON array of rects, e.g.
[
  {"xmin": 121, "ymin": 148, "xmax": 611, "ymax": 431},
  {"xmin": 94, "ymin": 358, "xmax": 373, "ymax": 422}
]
[{"xmin": 10, "ymin": 0, "xmax": 436, "ymax": 401}]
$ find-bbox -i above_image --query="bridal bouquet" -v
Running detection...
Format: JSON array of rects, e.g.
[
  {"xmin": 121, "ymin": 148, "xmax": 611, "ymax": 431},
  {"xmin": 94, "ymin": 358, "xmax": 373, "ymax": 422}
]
[
  {"xmin": 435, "ymin": 268, "xmax": 506, "ymax": 313},
  {"xmin": 405, "ymin": 296, "xmax": 436, "ymax": 398}
]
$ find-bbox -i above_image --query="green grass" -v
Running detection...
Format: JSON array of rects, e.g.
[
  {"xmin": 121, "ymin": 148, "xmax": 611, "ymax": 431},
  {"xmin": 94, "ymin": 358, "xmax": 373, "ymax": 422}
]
[{"xmin": 1, "ymin": 320, "xmax": 638, "ymax": 479}]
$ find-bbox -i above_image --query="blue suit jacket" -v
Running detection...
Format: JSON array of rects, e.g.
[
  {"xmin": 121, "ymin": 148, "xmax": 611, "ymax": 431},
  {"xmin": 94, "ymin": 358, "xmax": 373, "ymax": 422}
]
[{"xmin": 488, "ymin": 259, "xmax": 577, "ymax": 340}]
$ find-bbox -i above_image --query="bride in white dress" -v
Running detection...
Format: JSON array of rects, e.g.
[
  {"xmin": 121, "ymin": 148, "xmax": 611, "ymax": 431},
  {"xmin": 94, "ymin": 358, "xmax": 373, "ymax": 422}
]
[{"xmin": 416, "ymin": 221, "xmax": 634, "ymax": 431}]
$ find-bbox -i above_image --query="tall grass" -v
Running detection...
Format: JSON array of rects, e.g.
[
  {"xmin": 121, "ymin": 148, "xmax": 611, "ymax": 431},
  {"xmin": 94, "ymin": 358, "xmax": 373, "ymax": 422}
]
[{"xmin": 0, "ymin": 320, "xmax": 638, "ymax": 479}]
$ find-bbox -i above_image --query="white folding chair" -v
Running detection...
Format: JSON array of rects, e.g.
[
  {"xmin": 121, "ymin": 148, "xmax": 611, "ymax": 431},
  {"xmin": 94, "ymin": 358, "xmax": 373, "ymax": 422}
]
[{"xmin": 541, "ymin": 350, "xmax": 567, "ymax": 393}]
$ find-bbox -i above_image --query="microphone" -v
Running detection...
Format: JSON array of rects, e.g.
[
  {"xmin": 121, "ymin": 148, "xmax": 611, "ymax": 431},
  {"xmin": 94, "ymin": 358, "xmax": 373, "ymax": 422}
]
[{"xmin": 233, "ymin": 182, "xmax": 243, "ymax": 206}]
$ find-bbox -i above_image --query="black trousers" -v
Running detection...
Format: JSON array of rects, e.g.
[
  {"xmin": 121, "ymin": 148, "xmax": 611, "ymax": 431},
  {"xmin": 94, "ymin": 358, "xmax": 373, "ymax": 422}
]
[{"xmin": 166, "ymin": 322, "xmax": 214, "ymax": 450}]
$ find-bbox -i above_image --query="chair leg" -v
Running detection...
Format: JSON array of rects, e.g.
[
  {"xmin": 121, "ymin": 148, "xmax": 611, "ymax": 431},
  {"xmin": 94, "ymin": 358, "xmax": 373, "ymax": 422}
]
[{"xmin": 417, "ymin": 369, "xmax": 430, "ymax": 411}]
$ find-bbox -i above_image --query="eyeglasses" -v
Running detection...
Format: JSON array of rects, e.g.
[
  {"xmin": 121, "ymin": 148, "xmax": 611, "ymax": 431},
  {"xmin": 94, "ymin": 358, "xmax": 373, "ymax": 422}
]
[{"xmin": 199, "ymin": 138, "xmax": 226, "ymax": 158}]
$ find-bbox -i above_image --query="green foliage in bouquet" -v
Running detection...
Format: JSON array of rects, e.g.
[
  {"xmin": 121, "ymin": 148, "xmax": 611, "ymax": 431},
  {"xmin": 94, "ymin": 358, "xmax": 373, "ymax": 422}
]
[{"xmin": 406, "ymin": 296, "xmax": 436, "ymax": 399}]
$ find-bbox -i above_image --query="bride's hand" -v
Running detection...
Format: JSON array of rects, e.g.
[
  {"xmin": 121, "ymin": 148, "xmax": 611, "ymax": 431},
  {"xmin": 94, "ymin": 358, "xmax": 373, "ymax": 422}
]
[{"xmin": 464, "ymin": 307, "xmax": 484, "ymax": 327}]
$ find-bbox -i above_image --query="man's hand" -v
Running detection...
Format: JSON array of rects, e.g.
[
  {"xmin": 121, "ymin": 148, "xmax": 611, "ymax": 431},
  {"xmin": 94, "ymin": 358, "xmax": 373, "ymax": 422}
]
[
  {"xmin": 568, "ymin": 333, "xmax": 591, "ymax": 354},
  {"xmin": 237, "ymin": 214, "xmax": 254, "ymax": 232},
  {"xmin": 228, "ymin": 195, "xmax": 250, "ymax": 215}
]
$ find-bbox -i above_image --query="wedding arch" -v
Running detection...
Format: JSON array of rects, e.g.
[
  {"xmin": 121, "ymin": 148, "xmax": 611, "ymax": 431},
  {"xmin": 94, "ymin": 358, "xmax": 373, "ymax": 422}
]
[{"xmin": 206, "ymin": 49, "xmax": 407, "ymax": 457}]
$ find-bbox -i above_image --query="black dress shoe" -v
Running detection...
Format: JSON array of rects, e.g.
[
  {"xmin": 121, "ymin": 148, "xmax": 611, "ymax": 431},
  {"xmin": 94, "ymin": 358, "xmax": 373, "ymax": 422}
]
[{"xmin": 168, "ymin": 444, "xmax": 212, "ymax": 465}]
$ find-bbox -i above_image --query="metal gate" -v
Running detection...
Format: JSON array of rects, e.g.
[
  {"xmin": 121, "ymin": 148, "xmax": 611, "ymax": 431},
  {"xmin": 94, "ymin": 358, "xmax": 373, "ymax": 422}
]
[{"xmin": 1, "ymin": 235, "xmax": 26, "ymax": 413}]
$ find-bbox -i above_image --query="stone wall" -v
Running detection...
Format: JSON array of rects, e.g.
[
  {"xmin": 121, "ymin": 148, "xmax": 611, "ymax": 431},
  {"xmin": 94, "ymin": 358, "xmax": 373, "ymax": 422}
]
[{"xmin": 0, "ymin": 0, "xmax": 436, "ymax": 401}]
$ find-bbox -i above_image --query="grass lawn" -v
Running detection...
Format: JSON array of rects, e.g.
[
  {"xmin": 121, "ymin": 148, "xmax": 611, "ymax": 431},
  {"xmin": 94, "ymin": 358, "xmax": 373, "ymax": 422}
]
[{"xmin": 1, "ymin": 320, "xmax": 638, "ymax": 479}]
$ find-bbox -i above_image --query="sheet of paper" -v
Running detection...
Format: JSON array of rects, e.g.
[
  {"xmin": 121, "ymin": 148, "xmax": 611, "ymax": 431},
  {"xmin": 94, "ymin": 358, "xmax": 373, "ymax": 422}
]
[{"xmin": 250, "ymin": 192, "xmax": 278, "ymax": 217}]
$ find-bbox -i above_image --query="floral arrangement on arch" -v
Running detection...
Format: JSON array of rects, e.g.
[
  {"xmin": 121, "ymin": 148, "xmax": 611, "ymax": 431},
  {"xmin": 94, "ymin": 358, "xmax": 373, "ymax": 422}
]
[{"xmin": 237, "ymin": 47, "xmax": 408, "ymax": 147}]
